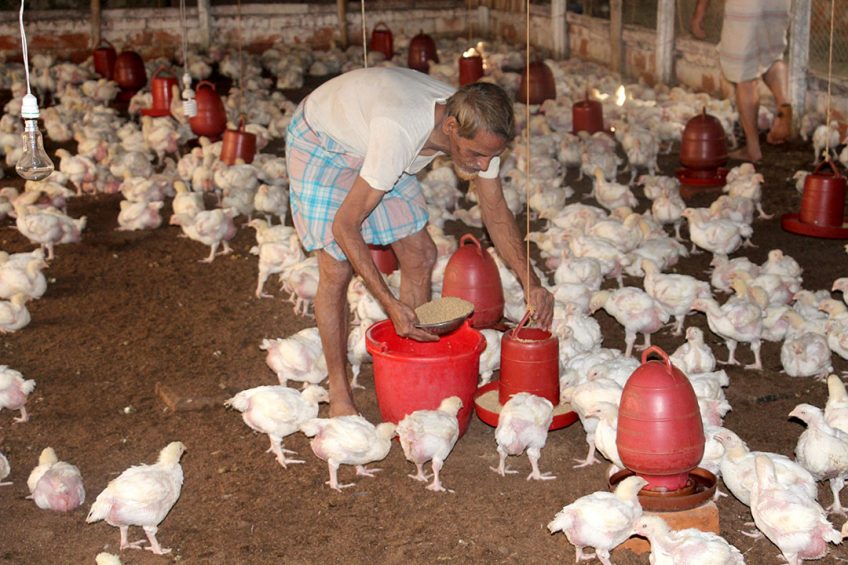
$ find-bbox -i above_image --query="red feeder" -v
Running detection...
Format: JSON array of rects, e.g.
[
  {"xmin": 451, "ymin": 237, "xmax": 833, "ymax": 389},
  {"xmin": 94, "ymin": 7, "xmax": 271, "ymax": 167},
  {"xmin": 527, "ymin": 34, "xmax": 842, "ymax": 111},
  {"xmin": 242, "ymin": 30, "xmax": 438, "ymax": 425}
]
[
  {"xmin": 141, "ymin": 67, "xmax": 178, "ymax": 118},
  {"xmin": 441, "ymin": 234, "xmax": 503, "ymax": 329},
  {"xmin": 189, "ymin": 81, "xmax": 227, "ymax": 140},
  {"xmin": 408, "ymin": 30, "xmax": 438, "ymax": 74},
  {"xmin": 368, "ymin": 244, "xmax": 398, "ymax": 275},
  {"xmin": 458, "ymin": 51, "xmax": 484, "ymax": 86},
  {"xmin": 517, "ymin": 61, "xmax": 556, "ymax": 106},
  {"xmin": 366, "ymin": 319, "xmax": 484, "ymax": 437},
  {"xmin": 220, "ymin": 116, "xmax": 257, "ymax": 165},
  {"xmin": 616, "ymin": 346, "xmax": 704, "ymax": 492},
  {"xmin": 369, "ymin": 22, "xmax": 394, "ymax": 61},
  {"xmin": 675, "ymin": 108, "xmax": 729, "ymax": 189},
  {"xmin": 782, "ymin": 160, "xmax": 848, "ymax": 238},
  {"xmin": 498, "ymin": 311, "xmax": 559, "ymax": 405},
  {"xmin": 93, "ymin": 39, "xmax": 117, "ymax": 80},
  {"xmin": 113, "ymin": 50, "xmax": 147, "ymax": 102},
  {"xmin": 572, "ymin": 95, "xmax": 604, "ymax": 134}
]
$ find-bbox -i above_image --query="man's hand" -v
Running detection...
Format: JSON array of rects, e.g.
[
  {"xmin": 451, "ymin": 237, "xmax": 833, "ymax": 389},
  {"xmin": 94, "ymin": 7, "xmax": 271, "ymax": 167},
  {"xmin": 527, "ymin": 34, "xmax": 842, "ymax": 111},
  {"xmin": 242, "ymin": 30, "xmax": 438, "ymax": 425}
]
[
  {"xmin": 387, "ymin": 300, "xmax": 439, "ymax": 342},
  {"xmin": 528, "ymin": 285, "xmax": 554, "ymax": 330}
]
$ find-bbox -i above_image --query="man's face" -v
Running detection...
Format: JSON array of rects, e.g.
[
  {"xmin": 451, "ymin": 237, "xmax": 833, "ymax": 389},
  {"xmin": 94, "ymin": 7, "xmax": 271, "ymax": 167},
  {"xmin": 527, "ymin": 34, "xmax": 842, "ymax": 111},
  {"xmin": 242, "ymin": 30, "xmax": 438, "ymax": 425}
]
[{"xmin": 447, "ymin": 121, "xmax": 506, "ymax": 181}]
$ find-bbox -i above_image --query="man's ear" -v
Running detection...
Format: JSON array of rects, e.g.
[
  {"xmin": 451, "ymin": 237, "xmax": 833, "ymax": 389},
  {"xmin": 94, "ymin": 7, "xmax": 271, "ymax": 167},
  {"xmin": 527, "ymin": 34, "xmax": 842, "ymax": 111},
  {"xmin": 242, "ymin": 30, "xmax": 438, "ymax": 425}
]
[{"xmin": 442, "ymin": 115, "xmax": 458, "ymax": 135}]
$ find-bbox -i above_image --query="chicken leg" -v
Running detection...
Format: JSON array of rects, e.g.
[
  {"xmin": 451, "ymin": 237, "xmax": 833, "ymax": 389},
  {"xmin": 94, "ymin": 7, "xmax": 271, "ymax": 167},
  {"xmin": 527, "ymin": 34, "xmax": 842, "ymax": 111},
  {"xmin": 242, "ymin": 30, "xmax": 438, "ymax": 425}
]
[
  {"xmin": 526, "ymin": 447, "xmax": 556, "ymax": 481},
  {"xmin": 267, "ymin": 436, "xmax": 304, "ymax": 468},
  {"xmin": 326, "ymin": 460, "xmax": 355, "ymax": 491},
  {"xmin": 426, "ymin": 459, "xmax": 448, "ymax": 492},
  {"xmin": 143, "ymin": 525, "xmax": 171, "ymax": 555},
  {"xmin": 744, "ymin": 340, "xmax": 763, "ymax": 371},
  {"xmin": 720, "ymin": 339, "xmax": 740, "ymax": 365},
  {"xmin": 355, "ymin": 464, "xmax": 381, "ymax": 478},
  {"xmin": 13, "ymin": 406, "xmax": 29, "ymax": 424},
  {"xmin": 408, "ymin": 462, "xmax": 429, "ymax": 482},
  {"xmin": 828, "ymin": 477, "xmax": 846, "ymax": 516},
  {"xmin": 119, "ymin": 525, "xmax": 148, "ymax": 550},
  {"xmin": 491, "ymin": 447, "xmax": 519, "ymax": 476},
  {"xmin": 573, "ymin": 437, "xmax": 600, "ymax": 468}
]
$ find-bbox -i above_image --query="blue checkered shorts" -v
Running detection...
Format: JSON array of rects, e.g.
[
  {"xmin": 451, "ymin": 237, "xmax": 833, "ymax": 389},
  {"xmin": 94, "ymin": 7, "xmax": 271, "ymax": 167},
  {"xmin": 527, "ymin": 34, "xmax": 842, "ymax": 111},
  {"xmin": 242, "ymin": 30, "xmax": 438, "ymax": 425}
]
[{"xmin": 285, "ymin": 102, "xmax": 429, "ymax": 261}]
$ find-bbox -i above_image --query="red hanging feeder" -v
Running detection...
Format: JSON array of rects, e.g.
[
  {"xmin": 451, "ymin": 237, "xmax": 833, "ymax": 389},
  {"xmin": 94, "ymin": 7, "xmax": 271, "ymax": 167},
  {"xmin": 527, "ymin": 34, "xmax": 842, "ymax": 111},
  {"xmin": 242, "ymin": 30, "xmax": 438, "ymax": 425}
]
[
  {"xmin": 368, "ymin": 244, "xmax": 398, "ymax": 275},
  {"xmin": 782, "ymin": 160, "xmax": 848, "ymax": 238},
  {"xmin": 220, "ymin": 116, "xmax": 257, "ymax": 165},
  {"xmin": 92, "ymin": 39, "xmax": 117, "ymax": 80},
  {"xmin": 572, "ymin": 94, "xmax": 605, "ymax": 134},
  {"xmin": 407, "ymin": 30, "xmax": 438, "ymax": 74},
  {"xmin": 517, "ymin": 61, "xmax": 556, "ymax": 106},
  {"xmin": 188, "ymin": 81, "xmax": 227, "ymax": 140},
  {"xmin": 369, "ymin": 22, "xmax": 394, "ymax": 61},
  {"xmin": 675, "ymin": 108, "xmax": 729, "ymax": 189},
  {"xmin": 458, "ymin": 50, "xmax": 484, "ymax": 86},
  {"xmin": 474, "ymin": 310, "xmax": 576, "ymax": 430},
  {"xmin": 113, "ymin": 50, "xmax": 147, "ymax": 102},
  {"xmin": 616, "ymin": 346, "xmax": 705, "ymax": 492},
  {"xmin": 141, "ymin": 67, "xmax": 178, "ymax": 118},
  {"xmin": 441, "ymin": 234, "xmax": 503, "ymax": 329}
]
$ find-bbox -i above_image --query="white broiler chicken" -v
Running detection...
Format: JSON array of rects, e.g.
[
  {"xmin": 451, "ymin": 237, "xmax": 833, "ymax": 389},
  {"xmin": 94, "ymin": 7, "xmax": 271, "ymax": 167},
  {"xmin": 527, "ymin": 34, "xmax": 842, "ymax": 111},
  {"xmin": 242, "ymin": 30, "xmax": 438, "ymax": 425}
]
[
  {"xmin": 670, "ymin": 327, "xmax": 717, "ymax": 374},
  {"xmin": 790, "ymin": 403, "xmax": 848, "ymax": 514},
  {"xmin": 0, "ymin": 451, "xmax": 10, "ymax": 486},
  {"xmin": 117, "ymin": 200, "xmax": 164, "ymax": 231},
  {"xmin": 825, "ymin": 374, "xmax": 848, "ymax": 434},
  {"xmin": 169, "ymin": 207, "xmax": 237, "ymax": 263},
  {"xmin": 640, "ymin": 258, "xmax": 711, "ymax": 335},
  {"xmin": 0, "ymin": 365, "xmax": 36, "ymax": 422},
  {"xmin": 346, "ymin": 324, "xmax": 370, "ymax": 390},
  {"xmin": 590, "ymin": 168, "xmax": 638, "ymax": 211},
  {"xmin": 225, "ymin": 384, "xmax": 328, "ymax": 467},
  {"xmin": 26, "ymin": 447, "xmax": 85, "ymax": 512},
  {"xmin": 590, "ymin": 287, "xmax": 669, "ymax": 357},
  {"xmin": 751, "ymin": 455, "xmax": 841, "ymax": 565},
  {"xmin": 634, "ymin": 515, "xmax": 744, "ymax": 564},
  {"xmin": 709, "ymin": 255, "xmax": 760, "ymax": 294},
  {"xmin": 724, "ymin": 172, "xmax": 771, "ymax": 219},
  {"xmin": 95, "ymin": 553, "xmax": 122, "ymax": 565},
  {"xmin": 253, "ymin": 236, "xmax": 305, "ymax": 299},
  {"xmin": 588, "ymin": 401, "xmax": 623, "ymax": 471},
  {"xmin": 682, "ymin": 207, "xmax": 753, "ymax": 256},
  {"xmin": 0, "ymin": 257, "xmax": 47, "ymax": 301},
  {"xmin": 396, "ymin": 396, "xmax": 463, "ymax": 492},
  {"xmin": 491, "ymin": 392, "xmax": 555, "ymax": 480},
  {"xmin": 547, "ymin": 475, "xmax": 648, "ymax": 565},
  {"xmin": 14, "ymin": 203, "xmax": 86, "ymax": 261},
  {"xmin": 780, "ymin": 318, "xmax": 832, "ymax": 380},
  {"xmin": 820, "ymin": 299, "xmax": 848, "ymax": 362},
  {"xmin": 715, "ymin": 428, "xmax": 817, "ymax": 506},
  {"xmin": 564, "ymin": 375, "xmax": 623, "ymax": 468},
  {"xmin": 811, "ymin": 120, "xmax": 841, "ymax": 163},
  {"xmin": 691, "ymin": 296, "xmax": 763, "ymax": 370},
  {"xmin": 0, "ymin": 294, "xmax": 31, "ymax": 333},
  {"xmin": 86, "ymin": 442, "xmax": 186, "ymax": 555},
  {"xmin": 172, "ymin": 180, "xmax": 204, "ymax": 218},
  {"xmin": 301, "ymin": 415, "xmax": 396, "ymax": 491},
  {"xmin": 260, "ymin": 327, "xmax": 327, "ymax": 386},
  {"xmin": 478, "ymin": 329, "xmax": 502, "ymax": 387},
  {"xmin": 253, "ymin": 183, "xmax": 288, "ymax": 224},
  {"xmin": 282, "ymin": 256, "xmax": 320, "ymax": 316}
]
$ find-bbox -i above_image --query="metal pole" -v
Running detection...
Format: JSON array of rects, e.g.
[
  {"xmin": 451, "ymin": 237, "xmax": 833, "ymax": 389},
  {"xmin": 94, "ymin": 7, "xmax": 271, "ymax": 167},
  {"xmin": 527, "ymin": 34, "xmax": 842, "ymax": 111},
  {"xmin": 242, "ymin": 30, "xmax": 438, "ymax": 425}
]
[
  {"xmin": 551, "ymin": 0, "xmax": 568, "ymax": 59},
  {"xmin": 609, "ymin": 0, "xmax": 622, "ymax": 75},
  {"xmin": 91, "ymin": 0, "xmax": 101, "ymax": 49},
  {"xmin": 197, "ymin": 0, "xmax": 211, "ymax": 49},
  {"xmin": 337, "ymin": 0, "xmax": 349, "ymax": 47},
  {"xmin": 656, "ymin": 0, "xmax": 675, "ymax": 84},
  {"xmin": 788, "ymin": 0, "xmax": 811, "ymax": 131}
]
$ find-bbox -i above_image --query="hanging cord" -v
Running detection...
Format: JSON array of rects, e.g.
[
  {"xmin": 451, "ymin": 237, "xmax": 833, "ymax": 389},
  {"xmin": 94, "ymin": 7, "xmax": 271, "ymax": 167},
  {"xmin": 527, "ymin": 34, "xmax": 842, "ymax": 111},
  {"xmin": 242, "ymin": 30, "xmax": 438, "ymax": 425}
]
[
  {"xmin": 19, "ymin": 0, "xmax": 31, "ymax": 96},
  {"xmin": 179, "ymin": 0, "xmax": 189, "ymax": 77},
  {"xmin": 360, "ymin": 0, "xmax": 368, "ymax": 68},
  {"xmin": 523, "ymin": 0, "xmax": 532, "ymax": 316},
  {"xmin": 823, "ymin": 0, "xmax": 835, "ymax": 162},
  {"xmin": 179, "ymin": 0, "xmax": 196, "ymax": 117},
  {"xmin": 236, "ymin": 0, "xmax": 245, "ymax": 118}
]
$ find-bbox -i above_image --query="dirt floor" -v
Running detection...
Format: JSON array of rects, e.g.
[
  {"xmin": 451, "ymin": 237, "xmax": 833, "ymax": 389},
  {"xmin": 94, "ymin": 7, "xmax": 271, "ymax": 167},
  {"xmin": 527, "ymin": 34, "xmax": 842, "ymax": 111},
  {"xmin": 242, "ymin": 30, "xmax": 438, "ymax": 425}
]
[{"xmin": 1, "ymin": 90, "xmax": 848, "ymax": 565}]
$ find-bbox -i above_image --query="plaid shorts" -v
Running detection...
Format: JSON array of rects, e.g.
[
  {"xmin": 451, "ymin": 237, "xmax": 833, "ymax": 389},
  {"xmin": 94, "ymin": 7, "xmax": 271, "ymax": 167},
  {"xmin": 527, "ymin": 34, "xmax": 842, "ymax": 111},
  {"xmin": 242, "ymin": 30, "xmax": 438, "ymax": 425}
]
[{"xmin": 285, "ymin": 102, "xmax": 429, "ymax": 261}]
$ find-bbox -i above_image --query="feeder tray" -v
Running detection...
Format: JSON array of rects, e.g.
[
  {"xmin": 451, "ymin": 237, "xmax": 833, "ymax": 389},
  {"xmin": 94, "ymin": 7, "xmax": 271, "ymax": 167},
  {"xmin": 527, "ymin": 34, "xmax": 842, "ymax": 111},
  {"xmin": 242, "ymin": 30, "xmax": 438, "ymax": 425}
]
[
  {"xmin": 781, "ymin": 214, "xmax": 848, "ymax": 239},
  {"xmin": 140, "ymin": 107, "xmax": 171, "ymax": 117},
  {"xmin": 609, "ymin": 467, "xmax": 717, "ymax": 513},
  {"xmin": 416, "ymin": 311, "xmax": 473, "ymax": 336},
  {"xmin": 675, "ymin": 167, "xmax": 728, "ymax": 189},
  {"xmin": 473, "ymin": 381, "xmax": 578, "ymax": 430}
]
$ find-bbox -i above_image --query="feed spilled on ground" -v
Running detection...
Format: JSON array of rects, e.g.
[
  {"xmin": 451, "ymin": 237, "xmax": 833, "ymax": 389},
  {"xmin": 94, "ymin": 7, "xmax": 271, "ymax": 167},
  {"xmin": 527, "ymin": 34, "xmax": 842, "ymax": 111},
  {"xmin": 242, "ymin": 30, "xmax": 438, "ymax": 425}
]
[{"xmin": 415, "ymin": 297, "xmax": 474, "ymax": 325}]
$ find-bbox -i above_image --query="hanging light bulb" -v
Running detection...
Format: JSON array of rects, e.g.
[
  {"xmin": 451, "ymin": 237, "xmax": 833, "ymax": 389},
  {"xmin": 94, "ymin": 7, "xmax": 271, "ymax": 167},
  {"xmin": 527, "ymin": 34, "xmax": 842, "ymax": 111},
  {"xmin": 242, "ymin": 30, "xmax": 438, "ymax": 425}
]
[
  {"xmin": 16, "ymin": 93, "xmax": 54, "ymax": 182},
  {"xmin": 182, "ymin": 72, "xmax": 197, "ymax": 118}
]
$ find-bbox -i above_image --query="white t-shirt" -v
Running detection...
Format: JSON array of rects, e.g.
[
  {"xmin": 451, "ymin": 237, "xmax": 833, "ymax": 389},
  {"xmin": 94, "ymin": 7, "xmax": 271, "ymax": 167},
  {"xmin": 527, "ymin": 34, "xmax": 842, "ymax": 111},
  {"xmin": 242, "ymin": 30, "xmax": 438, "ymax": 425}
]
[{"xmin": 304, "ymin": 67, "xmax": 500, "ymax": 191}]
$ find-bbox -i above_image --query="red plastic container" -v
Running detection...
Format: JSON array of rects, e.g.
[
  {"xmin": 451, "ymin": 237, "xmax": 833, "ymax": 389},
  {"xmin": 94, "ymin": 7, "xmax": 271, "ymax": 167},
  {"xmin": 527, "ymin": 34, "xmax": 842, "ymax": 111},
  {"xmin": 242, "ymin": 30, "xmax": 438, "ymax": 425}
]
[
  {"xmin": 517, "ymin": 61, "xmax": 556, "ymax": 106},
  {"xmin": 616, "ymin": 346, "xmax": 704, "ymax": 491},
  {"xmin": 368, "ymin": 244, "xmax": 398, "ymax": 275},
  {"xmin": 408, "ymin": 30, "xmax": 438, "ymax": 73},
  {"xmin": 370, "ymin": 22, "xmax": 394, "ymax": 60},
  {"xmin": 189, "ymin": 81, "xmax": 227, "ymax": 139},
  {"xmin": 113, "ymin": 50, "xmax": 147, "ymax": 92},
  {"xmin": 499, "ymin": 311, "xmax": 559, "ymax": 405},
  {"xmin": 221, "ymin": 116, "xmax": 257, "ymax": 165},
  {"xmin": 441, "ymin": 234, "xmax": 504, "ymax": 329},
  {"xmin": 680, "ymin": 108, "xmax": 728, "ymax": 171},
  {"xmin": 366, "ymin": 319, "xmax": 485, "ymax": 437},
  {"xmin": 572, "ymin": 96, "xmax": 604, "ymax": 134},
  {"xmin": 93, "ymin": 39, "xmax": 117, "ymax": 80},
  {"xmin": 142, "ymin": 67, "xmax": 178, "ymax": 117},
  {"xmin": 800, "ymin": 160, "xmax": 846, "ymax": 227},
  {"xmin": 458, "ymin": 53, "xmax": 484, "ymax": 86}
]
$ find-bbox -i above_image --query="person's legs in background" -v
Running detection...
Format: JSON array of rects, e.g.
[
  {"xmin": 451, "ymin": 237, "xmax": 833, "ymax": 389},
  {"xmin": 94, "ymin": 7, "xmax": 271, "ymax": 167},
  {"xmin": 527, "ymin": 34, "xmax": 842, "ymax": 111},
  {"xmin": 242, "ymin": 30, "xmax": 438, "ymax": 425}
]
[
  {"xmin": 731, "ymin": 78, "xmax": 763, "ymax": 162},
  {"xmin": 763, "ymin": 60, "xmax": 792, "ymax": 144}
]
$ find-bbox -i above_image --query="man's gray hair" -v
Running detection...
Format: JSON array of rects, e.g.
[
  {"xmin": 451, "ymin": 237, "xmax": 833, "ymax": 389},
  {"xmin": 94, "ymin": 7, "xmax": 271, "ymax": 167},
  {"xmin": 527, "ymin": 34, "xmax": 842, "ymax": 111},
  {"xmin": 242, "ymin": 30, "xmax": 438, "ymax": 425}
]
[{"xmin": 445, "ymin": 82, "xmax": 515, "ymax": 141}]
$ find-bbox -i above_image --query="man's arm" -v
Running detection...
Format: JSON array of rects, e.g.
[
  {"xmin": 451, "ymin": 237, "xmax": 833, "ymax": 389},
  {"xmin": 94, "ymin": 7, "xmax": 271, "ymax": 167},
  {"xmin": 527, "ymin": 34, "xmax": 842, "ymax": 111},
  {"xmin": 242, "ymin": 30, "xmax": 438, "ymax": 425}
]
[
  {"xmin": 474, "ymin": 175, "xmax": 554, "ymax": 328},
  {"xmin": 690, "ymin": 0, "xmax": 709, "ymax": 40},
  {"xmin": 332, "ymin": 176, "xmax": 437, "ymax": 341}
]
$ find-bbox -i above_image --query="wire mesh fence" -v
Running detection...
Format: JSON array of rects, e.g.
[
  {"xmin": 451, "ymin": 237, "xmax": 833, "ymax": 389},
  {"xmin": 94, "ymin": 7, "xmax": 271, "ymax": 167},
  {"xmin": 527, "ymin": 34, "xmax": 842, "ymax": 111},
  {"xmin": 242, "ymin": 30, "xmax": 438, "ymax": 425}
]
[{"xmin": 810, "ymin": 0, "xmax": 848, "ymax": 78}]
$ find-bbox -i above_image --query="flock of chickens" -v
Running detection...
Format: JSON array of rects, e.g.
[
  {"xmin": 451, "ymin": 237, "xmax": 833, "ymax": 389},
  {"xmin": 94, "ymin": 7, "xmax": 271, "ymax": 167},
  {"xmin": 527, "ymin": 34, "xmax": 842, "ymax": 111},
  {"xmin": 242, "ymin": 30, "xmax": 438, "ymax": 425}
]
[{"xmin": 1, "ymin": 30, "xmax": 848, "ymax": 564}]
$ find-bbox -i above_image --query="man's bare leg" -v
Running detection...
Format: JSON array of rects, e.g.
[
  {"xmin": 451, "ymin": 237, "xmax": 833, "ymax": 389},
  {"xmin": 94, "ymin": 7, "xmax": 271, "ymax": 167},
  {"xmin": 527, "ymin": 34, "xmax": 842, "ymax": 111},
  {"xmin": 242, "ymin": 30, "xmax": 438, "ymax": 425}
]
[
  {"xmin": 314, "ymin": 250, "xmax": 356, "ymax": 417},
  {"xmin": 763, "ymin": 60, "xmax": 792, "ymax": 144},
  {"xmin": 391, "ymin": 228, "xmax": 437, "ymax": 308},
  {"xmin": 730, "ymin": 79, "xmax": 762, "ymax": 162}
]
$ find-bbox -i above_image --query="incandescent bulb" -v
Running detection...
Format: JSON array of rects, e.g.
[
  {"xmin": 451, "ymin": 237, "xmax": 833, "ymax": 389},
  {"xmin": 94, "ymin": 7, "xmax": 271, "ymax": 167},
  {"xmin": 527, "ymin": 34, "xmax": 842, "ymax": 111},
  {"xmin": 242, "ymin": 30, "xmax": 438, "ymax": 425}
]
[
  {"xmin": 182, "ymin": 72, "xmax": 197, "ymax": 118},
  {"xmin": 16, "ymin": 120, "xmax": 54, "ymax": 181}
]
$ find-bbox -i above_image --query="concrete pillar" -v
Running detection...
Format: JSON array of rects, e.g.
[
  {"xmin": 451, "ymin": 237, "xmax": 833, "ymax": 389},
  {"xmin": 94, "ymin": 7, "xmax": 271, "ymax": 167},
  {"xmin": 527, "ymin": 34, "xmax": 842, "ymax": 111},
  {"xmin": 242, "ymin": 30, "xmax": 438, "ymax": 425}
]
[
  {"xmin": 90, "ymin": 0, "xmax": 101, "ymax": 49},
  {"xmin": 337, "ymin": 0, "xmax": 348, "ymax": 47},
  {"xmin": 551, "ymin": 0, "xmax": 568, "ymax": 59},
  {"xmin": 477, "ymin": 5, "xmax": 490, "ymax": 37},
  {"xmin": 609, "ymin": 0, "xmax": 623, "ymax": 75},
  {"xmin": 197, "ymin": 0, "xmax": 211, "ymax": 49},
  {"xmin": 788, "ymin": 0, "xmax": 810, "ymax": 125},
  {"xmin": 655, "ymin": 0, "xmax": 675, "ymax": 85}
]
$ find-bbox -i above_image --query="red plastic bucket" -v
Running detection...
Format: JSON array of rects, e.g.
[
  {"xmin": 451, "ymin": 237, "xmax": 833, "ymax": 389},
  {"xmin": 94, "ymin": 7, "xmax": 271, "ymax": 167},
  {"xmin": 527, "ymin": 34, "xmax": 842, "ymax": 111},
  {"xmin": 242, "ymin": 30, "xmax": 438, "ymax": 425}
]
[
  {"xmin": 499, "ymin": 311, "xmax": 559, "ymax": 405},
  {"xmin": 93, "ymin": 39, "xmax": 117, "ymax": 79},
  {"xmin": 365, "ymin": 319, "xmax": 485, "ymax": 437},
  {"xmin": 799, "ymin": 160, "xmax": 846, "ymax": 227},
  {"xmin": 368, "ymin": 244, "xmax": 398, "ymax": 275},
  {"xmin": 458, "ymin": 54, "xmax": 484, "ymax": 86}
]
